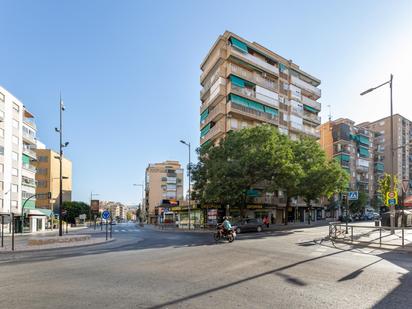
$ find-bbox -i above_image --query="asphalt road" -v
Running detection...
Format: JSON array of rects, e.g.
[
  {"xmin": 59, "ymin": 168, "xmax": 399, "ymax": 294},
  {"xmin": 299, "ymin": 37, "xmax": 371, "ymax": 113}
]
[{"xmin": 1, "ymin": 222, "xmax": 411, "ymax": 308}]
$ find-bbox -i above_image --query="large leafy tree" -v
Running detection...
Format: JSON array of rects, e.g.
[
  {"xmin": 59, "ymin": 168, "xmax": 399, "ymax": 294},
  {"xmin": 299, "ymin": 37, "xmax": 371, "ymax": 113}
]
[
  {"xmin": 192, "ymin": 125, "xmax": 293, "ymax": 215},
  {"xmin": 294, "ymin": 137, "xmax": 349, "ymax": 224},
  {"xmin": 62, "ymin": 201, "xmax": 90, "ymax": 224}
]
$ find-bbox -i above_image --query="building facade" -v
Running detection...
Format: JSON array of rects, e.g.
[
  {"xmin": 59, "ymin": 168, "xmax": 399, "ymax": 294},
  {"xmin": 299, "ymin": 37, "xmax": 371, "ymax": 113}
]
[
  {"xmin": 199, "ymin": 32, "xmax": 322, "ymax": 223},
  {"xmin": 145, "ymin": 161, "xmax": 184, "ymax": 224},
  {"xmin": 362, "ymin": 114, "xmax": 412, "ymax": 196},
  {"xmin": 200, "ymin": 31, "xmax": 321, "ymax": 146},
  {"xmin": 0, "ymin": 86, "xmax": 46, "ymax": 233},
  {"xmin": 319, "ymin": 118, "xmax": 385, "ymax": 217},
  {"xmin": 35, "ymin": 148, "xmax": 72, "ymax": 214}
]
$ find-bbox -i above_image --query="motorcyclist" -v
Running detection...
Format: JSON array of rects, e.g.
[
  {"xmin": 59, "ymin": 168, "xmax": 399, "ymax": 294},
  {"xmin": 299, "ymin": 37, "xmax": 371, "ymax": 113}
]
[{"xmin": 222, "ymin": 217, "xmax": 232, "ymax": 235}]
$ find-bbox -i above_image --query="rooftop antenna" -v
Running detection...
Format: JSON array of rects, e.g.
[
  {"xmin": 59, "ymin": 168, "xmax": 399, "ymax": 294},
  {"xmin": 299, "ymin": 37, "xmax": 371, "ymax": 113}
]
[{"xmin": 327, "ymin": 104, "xmax": 332, "ymax": 121}]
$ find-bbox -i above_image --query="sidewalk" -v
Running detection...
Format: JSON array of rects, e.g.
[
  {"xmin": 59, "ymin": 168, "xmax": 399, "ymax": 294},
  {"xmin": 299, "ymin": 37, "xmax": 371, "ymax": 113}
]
[{"xmin": 1, "ymin": 225, "xmax": 88, "ymax": 237}]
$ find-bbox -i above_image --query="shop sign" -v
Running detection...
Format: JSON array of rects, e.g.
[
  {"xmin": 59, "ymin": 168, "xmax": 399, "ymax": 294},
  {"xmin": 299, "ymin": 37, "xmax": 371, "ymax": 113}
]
[
  {"xmin": 171, "ymin": 206, "xmax": 182, "ymax": 211},
  {"xmin": 247, "ymin": 205, "xmax": 263, "ymax": 209}
]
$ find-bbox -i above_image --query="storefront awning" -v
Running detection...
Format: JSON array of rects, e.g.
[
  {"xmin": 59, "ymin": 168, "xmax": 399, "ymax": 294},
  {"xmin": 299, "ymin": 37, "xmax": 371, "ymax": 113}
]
[{"xmin": 25, "ymin": 208, "xmax": 53, "ymax": 217}]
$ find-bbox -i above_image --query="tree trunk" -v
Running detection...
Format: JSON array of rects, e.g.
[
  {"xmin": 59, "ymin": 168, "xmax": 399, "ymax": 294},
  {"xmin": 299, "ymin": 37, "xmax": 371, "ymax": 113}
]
[
  {"xmin": 285, "ymin": 194, "xmax": 290, "ymax": 226},
  {"xmin": 307, "ymin": 201, "xmax": 311, "ymax": 225}
]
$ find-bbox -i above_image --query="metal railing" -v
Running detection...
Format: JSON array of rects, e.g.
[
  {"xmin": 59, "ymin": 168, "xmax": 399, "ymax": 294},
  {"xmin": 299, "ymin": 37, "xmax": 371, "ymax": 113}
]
[{"xmin": 328, "ymin": 222, "xmax": 410, "ymax": 248}]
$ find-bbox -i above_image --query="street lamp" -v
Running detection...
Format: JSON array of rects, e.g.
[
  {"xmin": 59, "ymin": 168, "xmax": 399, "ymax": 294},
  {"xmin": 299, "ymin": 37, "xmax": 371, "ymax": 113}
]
[
  {"xmin": 90, "ymin": 192, "xmax": 100, "ymax": 227},
  {"xmin": 180, "ymin": 140, "xmax": 191, "ymax": 230},
  {"xmin": 361, "ymin": 74, "xmax": 395, "ymax": 234},
  {"xmin": 55, "ymin": 95, "xmax": 69, "ymax": 237},
  {"xmin": 133, "ymin": 184, "xmax": 144, "ymax": 223}
]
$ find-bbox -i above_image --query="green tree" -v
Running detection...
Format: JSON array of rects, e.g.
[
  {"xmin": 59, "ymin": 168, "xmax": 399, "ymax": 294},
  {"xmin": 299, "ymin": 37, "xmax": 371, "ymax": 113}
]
[
  {"xmin": 192, "ymin": 125, "xmax": 293, "ymax": 216},
  {"xmin": 349, "ymin": 191, "xmax": 368, "ymax": 214},
  {"xmin": 63, "ymin": 201, "xmax": 90, "ymax": 224},
  {"xmin": 126, "ymin": 212, "xmax": 132, "ymax": 221},
  {"xmin": 378, "ymin": 173, "xmax": 398, "ymax": 206},
  {"xmin": 294, "ymin": 137, "xmax": 349, "ymax": 224}
]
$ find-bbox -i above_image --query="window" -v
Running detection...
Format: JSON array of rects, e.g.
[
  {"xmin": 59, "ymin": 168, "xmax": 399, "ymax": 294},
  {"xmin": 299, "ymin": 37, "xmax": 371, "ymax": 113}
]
[
  {"xmin": 231, "ymin": 118, "xmax": 238, "ymax": 129},
  {"xmin": 12, "ymin": 135, "xmax": 19, "ymax": 145},
  {"xmin": 38, "ymin": 156, "xmax": 48, "ymax": 162},
  {"xmin": 13, "ymin": 102, "xmax": 20, "ymax": 112},
  {"xmin": 0, "ymin": 146, "xmax": 3, "ymax": 155},
  {"xmin": 0, "ymin": 92, "xmax": 4, "ymax": 103},
  {"xmin": 37, "ymin": 180, "xmax": 47, "ymax": 188},
  {"xmin": 12, "ymin": 184, "xmax": 18, "ymax": 193},
  {"xmin": 37, "ymin": 168, "xmax": 48, "ymax": 175},
  {"xmin": 11, "ymin": 200, "xmax": 18, "ymax": 209},
  {"xmin": 12, "ymin": 168, "xmax": 18, "ymax": 176},
  {"xmin": 12, "ymin": 151, "xmax": 18, "ymax": 161},
  {"xmin": 13, "ymin": 119, "xmax": 19, "ymax": 129}
]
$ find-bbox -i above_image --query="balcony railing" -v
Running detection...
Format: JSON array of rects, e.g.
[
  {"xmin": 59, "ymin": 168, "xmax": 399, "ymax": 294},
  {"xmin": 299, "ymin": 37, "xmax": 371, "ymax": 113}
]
[
  {"xmin": 200, "ymin": 66, "xmax": 225, "ymax": 99},
  {"xmin": 228, "ymin": 63, "xmax": 279, "ymax": 92},
  {"xmin": 23, "ymin": 147, "xmax": 37, "ymax": 158},
  {"xmin": 228, "ymin": 102, "xmax": 279, "ymax": 126},
  {"xmin": 201, "ymin": 103, "xmax": 225, "ymax": 129},
  {"xmin": 229, "ymin": 46, "xmax": 279, "ymax": 76},
  {"xmin": 23, "ymin": 131, "xmax": 36, "ymax": 144},
  {"xmin": 301, "ymin": 95, "xmax": 321, "ymax": 111},
  {"xmin": 201, "ymin": 119, "xmax": 225, "ymax": 144},
  {"xmin": 302, "ymin": 125, "xmax": 320, "ymax": 138},
  {"xmin": 231, "ymin": 85, "xmax": 279, "ymax": 108},
  {"xmin": 24, "ymin": 118, "xmax": 37, "ymax": 130},
  {"xmin": 200, "ymin": 78, "xmax": 226, "ymax": 113},
  {"xmin": 291, "ymin": 76, "xmax": 321, "ymax": 98},
  {"xmin": 200, "ymin": 48, "xmax": 226, "ymax": 82},
  {"xmin": 22, "ymin": 176, "xmax": 36, "ymax": 187},
  {"xmin": 303, "ymin": 112, "xmax": 321, "ymax": 124},
  {"xmin": 22, "ymin": 163, "xmax": 36, "ymax": 173}
]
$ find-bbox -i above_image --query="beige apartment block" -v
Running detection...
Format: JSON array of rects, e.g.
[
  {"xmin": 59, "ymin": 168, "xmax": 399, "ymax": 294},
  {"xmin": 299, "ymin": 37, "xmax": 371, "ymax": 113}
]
[
  {"xmin": 200, "ymin": 31, "xmax": 322, "ymax": 146},
  {"xmin": 319, "ymin": 119, "xmax": 384, "ymax": 213},
  {"xmin": 35, "ymin": 149, "xmax": 72, "ymax": 212},
  {"xmin": 145, "ymin": 161, "xmax": 184, "ymax": 224},
  {"xmin": 362, "ymin": 114, "xmax": 412, "ymax": 195}
]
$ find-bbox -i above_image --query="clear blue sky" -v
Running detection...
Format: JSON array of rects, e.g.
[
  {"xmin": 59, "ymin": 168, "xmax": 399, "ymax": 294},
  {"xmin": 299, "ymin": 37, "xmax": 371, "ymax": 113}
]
[{"xmin": 1, "ymin": 0, "xmax": 411, "ymax": 205}]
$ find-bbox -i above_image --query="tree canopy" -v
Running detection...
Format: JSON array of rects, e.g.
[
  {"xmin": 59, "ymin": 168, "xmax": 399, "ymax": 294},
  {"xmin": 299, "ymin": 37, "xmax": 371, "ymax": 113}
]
[{"xmin": 63, "ymin": 201, "xmax": 90, "ymax": 224}]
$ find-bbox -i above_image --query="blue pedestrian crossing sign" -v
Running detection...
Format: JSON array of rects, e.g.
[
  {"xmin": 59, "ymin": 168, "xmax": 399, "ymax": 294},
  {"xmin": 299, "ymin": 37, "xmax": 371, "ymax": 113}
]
[
  {"xmin": 348, "ymin": 191, "xmax": 359, "ymax": 201},
  {"xmin": 102, "ymin": 210, "xmax": 110, "ymax": 220}
]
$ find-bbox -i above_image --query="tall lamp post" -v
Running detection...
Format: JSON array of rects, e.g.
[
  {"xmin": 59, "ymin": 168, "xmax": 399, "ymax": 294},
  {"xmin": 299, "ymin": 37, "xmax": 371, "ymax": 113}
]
[
  {"xmin": 361, "ymin": 74, "xmax": 394, "ymax": 234},
  {"xmin": 180, "ymin": 140, "xmax": 191, "ymax": 230},
  {"xmin": 55, "ymin": 95, "xmax": 69, "ymax": 237},
  {"xmin": 133, "ymin": 184, "xmax": 144, "ymax": 222}
]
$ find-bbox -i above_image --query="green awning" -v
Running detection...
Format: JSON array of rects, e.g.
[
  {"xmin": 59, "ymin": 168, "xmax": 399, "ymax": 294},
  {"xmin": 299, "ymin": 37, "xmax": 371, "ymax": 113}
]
[
  {"xmin": 230, "ymin": 37, "xmax": 248, "ymax": 53},
  {"xmin": 200, "ymin": 123, "xmax": 211, "ymax": 138},
  {"xmin": 303, "ymin": 104, "xmax": 318, "ymax": 113},
  {"xmin": 229, "ymin": 94, "xmax": 250, "ymax": 108},
  {"xmin": 22, "ymin": 154, "xmax": 30, "ymax": 165},
  {"xmin": 334, "ymin": 154, "xmax": 350, "ymax": 162},
  {"xmin": 200, "ymin": 109, "xmax": 209, "ymax": 122},
  {"xmin": 359, "ymin": 146, "xmax": 369, "ymax": 157},
  {"xmin": 264, "ymin": 106, "xmax": 278, "ymax": 116},
  {"xmin": 249, "ymin": 100, "xmax": 265, "ymax": 112},
  {"xmin": 230, "ymin": 75, "xmax": 245, "ymax": 88},
  {"xmin": 358, "ymin": 135, "xmax": 369, "ymax": 145},
  {"xmin": 375, "ymin": 163, "xmax": 384, "ymax": 171}
]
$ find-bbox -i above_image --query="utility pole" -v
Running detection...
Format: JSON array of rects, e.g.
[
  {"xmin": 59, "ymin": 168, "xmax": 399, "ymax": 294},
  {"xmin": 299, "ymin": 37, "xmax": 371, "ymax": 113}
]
[{"xmin": 180, "ymin": 140, "xmax": 191, "ymax": 230}]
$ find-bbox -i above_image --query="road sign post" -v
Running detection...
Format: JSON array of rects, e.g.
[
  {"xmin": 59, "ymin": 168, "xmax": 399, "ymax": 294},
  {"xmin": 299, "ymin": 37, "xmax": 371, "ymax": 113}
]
[{"xmin": 102, "ymin": 210, "xmax": 110, "ymax": 241}]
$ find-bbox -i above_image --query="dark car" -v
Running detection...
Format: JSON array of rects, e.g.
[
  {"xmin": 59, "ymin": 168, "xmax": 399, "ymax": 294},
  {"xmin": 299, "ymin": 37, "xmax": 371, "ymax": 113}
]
[{"xmin": 234, "ymin": 218, "xmax": 263, "ymax": 234}]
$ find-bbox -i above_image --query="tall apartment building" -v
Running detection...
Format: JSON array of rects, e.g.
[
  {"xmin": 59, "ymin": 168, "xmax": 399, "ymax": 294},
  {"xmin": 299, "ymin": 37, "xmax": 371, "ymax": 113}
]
[
  {"xmin": 200, "ymin": 31, "xmax": 321, "ymax": 146},
  {"xmin": 0, "ymin": 86, "xmax": 44, "ymax": 233},
  {"xmin": 145, "ymin": 161, "xmax": 184, "ymax": 223},
  {"xmin": 361, "ymin": 114, "xmax": 412, "ymax": 195},
  {"xmin": 319, "ymin": 118, "xmax": 385, "ymax": 216},
  {"xmin": 35, "ymin": 148, "xmax": 72, "ymax": 213}
]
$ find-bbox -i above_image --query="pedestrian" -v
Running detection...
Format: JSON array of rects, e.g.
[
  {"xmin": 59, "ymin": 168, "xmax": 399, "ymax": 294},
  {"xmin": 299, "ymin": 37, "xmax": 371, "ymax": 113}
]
[
  {"xmin": 264, "ymin": 216, "xmax": 269, "ymax": 228},
  {"xmin": 271, "ymin": 213, "xmax": 275, "ymax": 225}
]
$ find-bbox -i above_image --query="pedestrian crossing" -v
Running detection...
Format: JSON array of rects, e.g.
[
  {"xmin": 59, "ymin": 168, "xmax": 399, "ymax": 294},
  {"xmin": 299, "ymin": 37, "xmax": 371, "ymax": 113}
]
[{"xmin": 112, "ymin": 229, "xmax": 141, "ymax": 233}]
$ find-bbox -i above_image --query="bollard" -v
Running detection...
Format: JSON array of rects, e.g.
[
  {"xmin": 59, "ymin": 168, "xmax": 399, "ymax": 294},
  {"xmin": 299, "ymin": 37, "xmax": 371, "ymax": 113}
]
[
  {"xmin": 402, "ymin": 227, "xmax": 405, "ymax": 248},
  {"xmin": 351, "ymin": 226, "xmax": 353, "ymax": 242},
  {"xmin": 105, "ymin": 221, "xmax": 108, "ymax": 241},
  {"xmin": 380, "ymin": 228, "xmax": 382, "ymax": 248}
]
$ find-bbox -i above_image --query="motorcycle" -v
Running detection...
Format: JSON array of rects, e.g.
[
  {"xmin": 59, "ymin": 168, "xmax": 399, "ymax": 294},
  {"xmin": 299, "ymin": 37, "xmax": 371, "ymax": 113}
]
[{"xmin": 213, "ymin": 224, "xmax": 236, "ymax": 242}]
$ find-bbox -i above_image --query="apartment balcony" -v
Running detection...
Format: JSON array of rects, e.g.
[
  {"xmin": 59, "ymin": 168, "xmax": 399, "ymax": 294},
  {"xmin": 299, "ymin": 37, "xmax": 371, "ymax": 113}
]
[
  {"xmin": 231, "ymin": 84, "xmax": 279, "ymax": 108},
  {"xmin": 227, "ymin": 63, "xmax": 279, "ymax": 93},
  {"xmin": 200, "ymin": 119, "xmax": 225, "ymax": 145},
  {"xmin": 23, "ymin": 147, "xmax": 37, "ymax": 159},
  {"xmin": 302, "ymin": 125, "xmax": 320, "ymax": 138},
  {"xmin": 356, "ymin": 158, "xmax": 370, "ymax": 172},
  {"xmin": 200, "ymin": 48, "xmax": 226, "ymax": 83},
  {"xmin": 200, "ymin": 78, "xmax": 226, "ymax": 114},
  {"xmin": 24, "ymin": 118, "xmax": 37, "ymax": 130},
  {"xmin": 301, "ymin": 95, "xmax": 321, "ymax": 111},
  {"xmin": 23, "ymin": 131, "xmax": 36, "ymax": 144},
  {"xmin": 200, "ymin": 66, "xmax": 226, "ymax": 99},
  {"xmin": 291, "ymin": 76, "xmax": 321, "ymax": 99},
  {"xmin": 22, "ymin": 176, "xmax": 36, "ymax": 188},
  {"xmin": 22, "ymin": 163, "xmax": 36, "ymax": 173},
  {"xmin": 228, "ymin": 46, "xmax": 279, "ymax": 76},
  {"xmin": 200, "ymin": 102, "xmax": 225, "ymax": 129},
  {"xmin": 227, "ymin": 101, "xmax": 279, "ymax": 126},
  {"xmin": 302, "ymin": 112, "xmax": 321, "ymax": 124}
]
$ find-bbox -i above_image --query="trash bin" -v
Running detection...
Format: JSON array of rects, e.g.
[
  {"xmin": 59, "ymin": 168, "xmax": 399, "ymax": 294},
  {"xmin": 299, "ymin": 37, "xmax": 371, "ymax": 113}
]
[{"xmin": 375, "ymin": 220, "xmax": 380, "ymax": 227}]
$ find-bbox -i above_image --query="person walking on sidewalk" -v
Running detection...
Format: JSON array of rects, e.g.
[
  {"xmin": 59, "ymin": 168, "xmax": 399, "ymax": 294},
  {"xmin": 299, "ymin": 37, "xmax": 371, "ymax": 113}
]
[{"xmin": 263, "ymin": 216, "xmax": 269, "ymax": 228}]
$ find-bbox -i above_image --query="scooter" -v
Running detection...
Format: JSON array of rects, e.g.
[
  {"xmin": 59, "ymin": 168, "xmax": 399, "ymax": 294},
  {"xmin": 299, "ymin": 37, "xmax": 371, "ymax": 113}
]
[{"xmin": 213, "ymin": 225, "xmax": 236, "ymax": 242}]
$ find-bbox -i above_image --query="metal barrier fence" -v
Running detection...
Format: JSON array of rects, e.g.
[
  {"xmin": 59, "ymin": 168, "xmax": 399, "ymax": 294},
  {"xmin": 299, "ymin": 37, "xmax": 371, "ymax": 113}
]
[
  {"xmin": 328, "ymin": 221, "xmax": 410, "ymax": 248},
  {"xmin": 157, "ymin": 223, "xmax": 214, "ymax": 230}
]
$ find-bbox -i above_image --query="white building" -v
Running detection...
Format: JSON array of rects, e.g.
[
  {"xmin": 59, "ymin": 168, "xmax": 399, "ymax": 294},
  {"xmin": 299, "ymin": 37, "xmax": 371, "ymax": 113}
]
[{"xmin": 0, "ymin": 86, "xmax": 46, "ymax": 233}]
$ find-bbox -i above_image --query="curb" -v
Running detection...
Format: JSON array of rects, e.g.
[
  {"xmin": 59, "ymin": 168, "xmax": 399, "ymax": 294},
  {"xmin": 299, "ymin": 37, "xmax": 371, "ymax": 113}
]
[{"xmin": 330, "ymin": 238, "xmax": 412, "ymax": 253}]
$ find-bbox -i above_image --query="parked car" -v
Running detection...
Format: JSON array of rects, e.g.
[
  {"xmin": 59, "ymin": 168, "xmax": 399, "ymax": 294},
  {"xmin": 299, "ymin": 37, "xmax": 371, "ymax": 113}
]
[
  {"xmin": 366, "ymin": 212, "xmax": 380, "ymax": 220},
  {"xmin": 233, "ymin": 218, "xmax": 263, "ymax": 234},
  {"xmin": 110, "ymin": 221, "xmax": 117, "ymax": 225}
]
